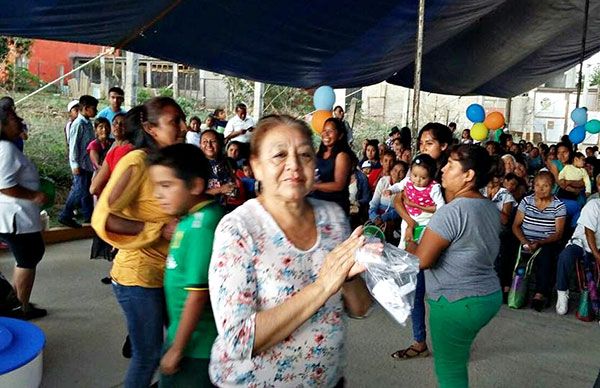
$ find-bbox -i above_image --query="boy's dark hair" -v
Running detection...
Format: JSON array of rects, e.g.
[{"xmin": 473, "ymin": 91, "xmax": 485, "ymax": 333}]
[
  {"xmin": 574, "ymin": 152, "xmax": 585, "ymax": 160},
  {"xmin": 411, "ymin": 154, "xmax": 436, "ymax": 180},
  {"xmin": 108, "ymin": 87, "xmax": 124, "ymax": 97},
  {"xmin": 0, "ymin": 96, "xmax": 15, "ymax": 111},
  {"xmin": 79, "ymin": 95, "xmax": 99, "ymax": 108},
  {"xmin": 94, "ymin": 117, "xmax": 110, "ymax": 130},
  {"xmin": 504, "ymin": 172, "xmax": 519, "ymax": 182},
  {"xmin": 148, "ymin": 143, "xmax": 211, "ymax": 187},
  {"xmin": 241, "ymin": 159, "xmax": 252, "ymax": 168},
  {"xmin": 382, "ymin": 150, "xmax": 396, "ymax": 159},
  {"xmin": 213, "ymin": 108, "xmax": 225, "ymax": 116},
  {"xmin": 333, "ymin": 105, "xmax": 344, "ymax": 112},
  {"xmin": 235, "ymin": 103, "xmax": 247, "ymax": 111},
  {"xmin": 189, "ymin": 116, "xmax": 201, "ymax": 125},
  {"xmin": 394, "ymin": 160, "xmax": 409, "ymax": 173}
]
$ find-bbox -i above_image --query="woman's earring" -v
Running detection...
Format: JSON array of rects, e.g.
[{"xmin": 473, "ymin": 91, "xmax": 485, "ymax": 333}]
[{"xmin": 254, "ymin": 180, "xmax": 262, "ymax": 194}]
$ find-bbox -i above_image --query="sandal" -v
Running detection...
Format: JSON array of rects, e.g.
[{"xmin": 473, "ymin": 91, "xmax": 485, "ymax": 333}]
[{"xmin": 391, "ymin": 344, "xmax": 430, "ymax": 359}]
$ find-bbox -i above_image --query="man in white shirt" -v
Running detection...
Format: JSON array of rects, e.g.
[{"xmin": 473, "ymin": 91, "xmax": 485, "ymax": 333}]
[
  {"xmin": 333, "ymin": 105, "xmax": 354, "ymax": 146},
  {"xmin": 224, "ymin": 103, "xmax": 255, "ymax": 145},
  {"xmin": 555, "ymin": 198, "xmax": 600, "ymax": 315}
]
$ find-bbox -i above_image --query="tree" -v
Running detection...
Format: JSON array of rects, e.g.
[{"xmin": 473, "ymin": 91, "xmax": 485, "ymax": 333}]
[
  {"xmin": 591, "ymin": 65, "xmax": 600, "ymax": 87},
  {"xmin": 224, "ymin": 76, "xmax": 312, "ymax": 117}
]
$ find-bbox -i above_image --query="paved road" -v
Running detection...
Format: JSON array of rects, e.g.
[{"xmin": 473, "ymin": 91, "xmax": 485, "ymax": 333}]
[{"xmin": 1, "ymin": 240, "xmax": 598, "ymax": 387}]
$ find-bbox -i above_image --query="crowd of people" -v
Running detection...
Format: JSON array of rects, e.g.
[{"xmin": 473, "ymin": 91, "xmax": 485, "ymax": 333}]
[{"xmin": 0, "ymin": 90, "xmax": 599, "ymax": 387}]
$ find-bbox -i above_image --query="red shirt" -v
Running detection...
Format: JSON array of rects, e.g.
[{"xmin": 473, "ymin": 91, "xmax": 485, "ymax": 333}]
[{"xmin": 105, "ymin": 144, "xmax": 135, "ymax": 172}]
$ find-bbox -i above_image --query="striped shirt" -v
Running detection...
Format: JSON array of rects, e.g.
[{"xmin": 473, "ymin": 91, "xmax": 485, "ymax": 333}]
[{"xmin": 517, "ymin": 194, "xmax": 566, "ymax": 241}]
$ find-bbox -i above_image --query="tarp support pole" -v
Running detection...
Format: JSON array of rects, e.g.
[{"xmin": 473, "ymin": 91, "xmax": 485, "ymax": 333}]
[
  {"xmin": 15, "ymin": 48, "xmax": 115, "ymax": 105},
  {"xmin": 254, "ymin": 81, "xmax": 264, "ymax": 119},
  {"xmin": 411, "ymin": 0, "xmax": 426, "ymax": 140},
  {"xmin": 576, "ymin": 0, "xmax": 590, "ymax": 108}
]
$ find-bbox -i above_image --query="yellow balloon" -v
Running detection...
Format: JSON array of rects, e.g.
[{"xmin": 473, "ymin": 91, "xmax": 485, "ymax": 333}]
[{"xmin": 471, "ymin": 123, "xmax": 489, "ymax": 141}]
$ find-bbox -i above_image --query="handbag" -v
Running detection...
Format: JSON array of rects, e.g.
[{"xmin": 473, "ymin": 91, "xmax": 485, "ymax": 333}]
[
  {"xmin": 575, "ymin": 257, "xmax": 600, "ymax": 321},
  {"xmin": 508, "ymin": 246, "xmax": 541, "ymax": 309}
]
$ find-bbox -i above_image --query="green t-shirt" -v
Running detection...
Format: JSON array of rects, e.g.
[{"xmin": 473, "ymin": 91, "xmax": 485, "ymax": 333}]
[{"xmin": 164, "ymin": 200, "xmax": 224, "ymax": 359}]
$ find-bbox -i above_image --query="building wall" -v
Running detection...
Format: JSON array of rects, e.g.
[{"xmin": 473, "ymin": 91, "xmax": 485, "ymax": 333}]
[{"xmin": 27, "ymin": 40, "xmax": 105, "ymax": 83}]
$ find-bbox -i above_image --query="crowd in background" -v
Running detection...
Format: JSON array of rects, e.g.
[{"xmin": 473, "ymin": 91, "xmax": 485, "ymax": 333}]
[{"xmin": 1, "ymin": 90, "xmax": 599, "ymax": 387}]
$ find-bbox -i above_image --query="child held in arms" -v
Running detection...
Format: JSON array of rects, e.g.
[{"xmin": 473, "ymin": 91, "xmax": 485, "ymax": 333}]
[{"xmin": 148, "ymin": 143, "xmax": 224, "ymax": 386}]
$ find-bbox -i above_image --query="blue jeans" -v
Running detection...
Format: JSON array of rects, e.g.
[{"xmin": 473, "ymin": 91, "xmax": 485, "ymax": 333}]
[
  {"xmin": 556, "ymin": 244, "xmax": 592, "ymax": 291},
  {"xmin": 412, "ymin": 270, "xmax": 426, "ymax": 343},
  {"xmin": 60, "ymin": 170, "xmax": 93, "ymax": 220},
  {"xmin": 113, "ymin": 283, "xmax": 165, "ymax": 388}
]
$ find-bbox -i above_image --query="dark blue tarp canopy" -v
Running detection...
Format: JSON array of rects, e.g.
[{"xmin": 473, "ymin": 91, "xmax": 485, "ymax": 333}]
[{"xmin": 1, "ymin": 0, "xmax": 599, "ymax": 97}]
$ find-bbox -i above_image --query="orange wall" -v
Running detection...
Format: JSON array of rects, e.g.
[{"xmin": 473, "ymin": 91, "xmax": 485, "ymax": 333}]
[{"xmin": 28, "ymin": 40, "xmax": 105, "ymax": 83}]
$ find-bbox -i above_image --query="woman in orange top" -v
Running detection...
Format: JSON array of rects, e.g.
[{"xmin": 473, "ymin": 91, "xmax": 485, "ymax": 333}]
[{"xmin": 91, "ymin": 97, "xmax": 186, "ymax": 388}]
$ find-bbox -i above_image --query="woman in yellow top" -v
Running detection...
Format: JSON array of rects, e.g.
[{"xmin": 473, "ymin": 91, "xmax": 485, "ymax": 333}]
[{"xmin": 92, "ymin": 97, "xmax": 186, "ymax": 388}]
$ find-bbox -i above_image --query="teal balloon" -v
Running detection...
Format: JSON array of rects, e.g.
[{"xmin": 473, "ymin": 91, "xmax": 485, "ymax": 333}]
[
  {"xmin": 585, "ymin": 119, "xmax": 600, "ymax": 134},
  {"xmin": 313, "ymin": 86, "xmax": 336, "ymax": 110},
  {"xmin": 494, "ymin": 129, "xmax": 502, "ymax": 142},
  {"xmin": 466, "ymin": 104, "xmax": 485, "ymax": 123},
  {"xmin": 571, "ymin": 108, "xmax": 588, "ymax": 126},
  {"xmin": 568, "ymin": 125, "xmax": 586, "ymax": 144}
]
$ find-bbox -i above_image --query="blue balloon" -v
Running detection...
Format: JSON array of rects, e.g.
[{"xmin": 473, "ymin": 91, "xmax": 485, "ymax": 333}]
[
  {"xmin": 568, "ymin": 125, "xmax": 586, "ymax": 144},
  {"xmin": 466, "ymin": 104, "xmax": 485, "ymax": 123},
  {"xmin": 571, "ymin": 107, "xmax": 588, "ymax": 126},
  {"xmin": 313, "ymin": 86, "xmax": 336, "ymax": 110}
]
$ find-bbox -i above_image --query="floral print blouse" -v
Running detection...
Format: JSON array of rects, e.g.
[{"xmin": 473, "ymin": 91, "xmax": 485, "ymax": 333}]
[{"xmin": 209, "ymin": 198, "xmax": 350, "ymax": 387}]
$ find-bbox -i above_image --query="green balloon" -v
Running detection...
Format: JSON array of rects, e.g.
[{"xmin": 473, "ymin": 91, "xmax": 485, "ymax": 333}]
[
  {"xmin": 585, "ymin": 119, "xmax": 600, "ymax": 134},
  {"xmin": 39, "ymin": 177, "xmax": 56, "ymax": 211}
]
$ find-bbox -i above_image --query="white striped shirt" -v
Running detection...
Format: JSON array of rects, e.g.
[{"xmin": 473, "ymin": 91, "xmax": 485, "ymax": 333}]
[{"xmin": 517, "ymin": 194, "xmax": 566, "ymax": 241}]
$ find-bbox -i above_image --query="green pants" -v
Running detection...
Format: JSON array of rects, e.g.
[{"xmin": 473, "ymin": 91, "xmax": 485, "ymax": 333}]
[
  {"xmin": 428, "ymin": 291, "xmax": 502, "ymax": 388},
  {"xmin": 159, "ymin": 357, "xmax": 214, "ymax": 388}
]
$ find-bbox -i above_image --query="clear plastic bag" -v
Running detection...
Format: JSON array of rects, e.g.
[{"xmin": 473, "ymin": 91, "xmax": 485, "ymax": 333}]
[{"xmin": 355, "ymin": 241, "xmax": 420, "ymax": 325}]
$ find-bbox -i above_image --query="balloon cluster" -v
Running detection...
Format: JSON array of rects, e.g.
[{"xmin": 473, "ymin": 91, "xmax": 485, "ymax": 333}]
[
  {"xmin": 311, "ymin": 86, "xmax": 335, "ymax": 134},
  {"xmin": 568, "ymin": 107, "xmax": 600, "ymax": 145},
  {"xmin": 465, "ymin": 104, "xmax": 505, "ymax": 142}
]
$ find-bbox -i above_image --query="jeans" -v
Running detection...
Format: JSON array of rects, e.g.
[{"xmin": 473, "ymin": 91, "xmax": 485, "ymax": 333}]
[
  {"xmin": 411, "ymin": 270, "xmax": 426, "ymax": 343},
  {"xmin": 113, "ymin": 283, "xmax": 166, "ymax": 388},
  {"xmin": 60, "ymin": 170, "xmax": 93, "ymax": 220},
  {"xmin": 556, "ymin": 244, "xmax": 592, "ymax": 291},
  {"xmin": 428, "ymin": 291, "xmax": 501, "ymax": 388}
]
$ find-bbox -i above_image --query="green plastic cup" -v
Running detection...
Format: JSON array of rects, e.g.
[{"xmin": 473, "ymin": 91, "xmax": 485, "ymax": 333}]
[
  {"xmin": 39, "ymin": 177, "xmax": 56, "ymax": 211},
  {"xmin": 363, "ymin": 224, "xmax": 385, "ymax": 242}
]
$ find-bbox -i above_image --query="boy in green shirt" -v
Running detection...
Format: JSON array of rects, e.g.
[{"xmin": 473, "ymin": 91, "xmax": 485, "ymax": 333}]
[{"xmin": 148, "ymin": 143, "xmax": 224, "ymax": 387}]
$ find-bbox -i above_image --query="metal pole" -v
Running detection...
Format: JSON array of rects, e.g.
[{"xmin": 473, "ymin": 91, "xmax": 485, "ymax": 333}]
[
  {"xmin": 125, "ymin": 51, "xmax": 139, "ymax": 108},
  {"xmin": 15, "ymin": 48, "xmax": 115, "ymax": 105},
  {"xmin": 411, "ymin": 0, "xmax": 426, "ymax": 139},
  {"xmin": 253, "ymin": 81, "xmax": 264, "ymax": 119},
  {"xmin": 172, "ymin": 63, "xmax": 179, "ymax": 98},
  {"xmin": 576, "ymin": 0, "xmax": 590, "ymax": 107}
]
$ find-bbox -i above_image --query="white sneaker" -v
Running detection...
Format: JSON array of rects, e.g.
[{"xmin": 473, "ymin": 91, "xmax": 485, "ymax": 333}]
[{"xmin": 556, "ymin": 290, "xmax": 569, "ymax": 315}]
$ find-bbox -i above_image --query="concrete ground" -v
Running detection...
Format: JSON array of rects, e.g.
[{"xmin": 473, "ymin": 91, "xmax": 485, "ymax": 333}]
[{"xmin": 1, "ymin": 239, "xmax": 599, "ymax": 388}]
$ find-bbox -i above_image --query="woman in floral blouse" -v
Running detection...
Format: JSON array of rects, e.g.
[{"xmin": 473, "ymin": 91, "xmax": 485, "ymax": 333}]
[{"xmin": 208, "ymin": 114, "xmax": 373, "ymax": 387}]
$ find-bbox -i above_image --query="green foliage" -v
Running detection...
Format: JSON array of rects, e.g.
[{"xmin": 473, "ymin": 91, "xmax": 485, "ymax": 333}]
[
  {"xmin": 591, "ymin": 65, "xmax": 600, "ymax": 87},
  {"xmin": 158, "ymin": 87, "xmax": 173, "ymax": 98},
  {"xmin": 175, "ymin": 96, "xmax": 198, "ymax": 117},
  {"xmin": 352, "ymin": 116, "xmax": 390, "ymax": 154},
  {"xmin": 0, "ymin": 37, "xmax": 33, "ymax": 60},
  {"xmin": 4, "ymin": 64, "xmax": 47, "ymax": 92},
  {"xmin": 137, "ymin": 88, "xmax": 151, "ymax": 104},
  {"xmin": 224, "ymin": 76, "xmax": 313, "ymax": 117}
]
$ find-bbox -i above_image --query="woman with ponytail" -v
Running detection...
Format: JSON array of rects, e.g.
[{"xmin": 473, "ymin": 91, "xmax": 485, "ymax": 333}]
[{"xmin": 91, "ymin": 97, "xmax": 186, "ymax": 387}]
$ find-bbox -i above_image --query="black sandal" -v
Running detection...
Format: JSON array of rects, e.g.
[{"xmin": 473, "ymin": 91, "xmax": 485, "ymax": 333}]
[{"xmin": 391, "ymin": 344, "xmax": 430, "ymax": 359}]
